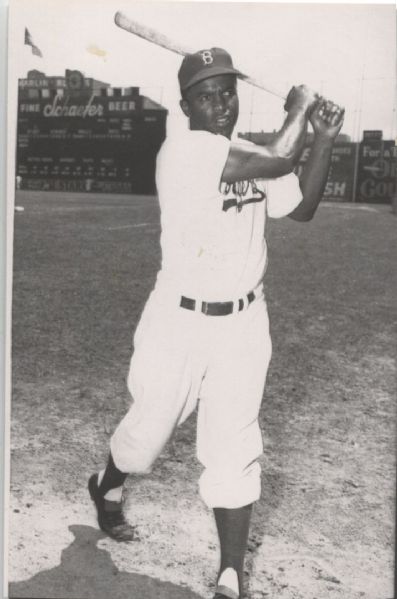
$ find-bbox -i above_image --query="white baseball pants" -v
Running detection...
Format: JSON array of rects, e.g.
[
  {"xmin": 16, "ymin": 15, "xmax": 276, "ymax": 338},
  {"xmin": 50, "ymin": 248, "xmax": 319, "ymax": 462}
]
[{"xmin": 110, "ymin": 287, "xmax": 272, "ymax": 509}]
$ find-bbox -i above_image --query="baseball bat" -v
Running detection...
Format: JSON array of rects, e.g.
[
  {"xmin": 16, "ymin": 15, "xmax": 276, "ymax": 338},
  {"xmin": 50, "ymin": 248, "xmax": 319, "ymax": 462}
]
[{"xmin": 114, "ymin": 11, "xmax": 286, "ymax": 99}]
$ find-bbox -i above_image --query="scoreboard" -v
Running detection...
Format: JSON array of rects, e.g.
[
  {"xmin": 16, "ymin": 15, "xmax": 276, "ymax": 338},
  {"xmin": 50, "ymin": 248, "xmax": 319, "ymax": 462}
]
[{"xmin": 16, "ymin": 70, "xmax": 168, "ymax": 194}]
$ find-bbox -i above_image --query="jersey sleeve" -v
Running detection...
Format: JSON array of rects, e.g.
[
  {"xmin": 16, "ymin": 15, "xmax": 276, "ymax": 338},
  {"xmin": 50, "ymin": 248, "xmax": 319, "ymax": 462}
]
[
  {"xmin": 156, "ymin": 130, "xmax": 231, "ymax": 200},
  {"xmin": 266, "ymin": 172, "xmax": 303, "ymax": 219}
]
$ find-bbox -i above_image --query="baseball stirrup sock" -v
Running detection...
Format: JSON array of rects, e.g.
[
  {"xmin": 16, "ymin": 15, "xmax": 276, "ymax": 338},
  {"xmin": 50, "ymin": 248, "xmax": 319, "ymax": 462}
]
[
  {"xmin": 98, "ymin": 471, "xmax": 123, "ymax": 502},
  {"xmin": 213, "ymin": 504, "xmax": 253, "ymax": 596},
  {"xmin": 98, "ymin": 452, "xmax": 127, "ymax": 498}
]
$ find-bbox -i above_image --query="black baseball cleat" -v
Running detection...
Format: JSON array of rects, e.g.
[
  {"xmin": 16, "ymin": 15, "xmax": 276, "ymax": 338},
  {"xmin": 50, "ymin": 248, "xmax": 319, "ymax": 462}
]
[
  {"xmin": 213, "ymin": 589, "xmax": 240, "ymax": 599},
  {"xmin": 88, "ymin": 473, "xmax": 137, "ymax": 542}
]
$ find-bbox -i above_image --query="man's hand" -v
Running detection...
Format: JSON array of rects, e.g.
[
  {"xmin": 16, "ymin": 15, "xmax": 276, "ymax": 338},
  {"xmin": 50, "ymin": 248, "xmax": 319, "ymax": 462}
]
[
  {"xmin": 310, "ymin": 99, "xmax": 345, "ymax": 139},
  {"xmin": 284, "ymin": 85, "xmax": 320, "ymax": 116},
  {"xmin": 289, "ymin": 99, "xmax": 345, "ymax": 222}
]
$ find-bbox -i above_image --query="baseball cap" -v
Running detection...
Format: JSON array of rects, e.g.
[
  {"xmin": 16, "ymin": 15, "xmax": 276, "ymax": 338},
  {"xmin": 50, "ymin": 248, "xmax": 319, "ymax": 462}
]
[{"xmin": 178, "ymin": 48, "xmax": 241, "ymax": 92}]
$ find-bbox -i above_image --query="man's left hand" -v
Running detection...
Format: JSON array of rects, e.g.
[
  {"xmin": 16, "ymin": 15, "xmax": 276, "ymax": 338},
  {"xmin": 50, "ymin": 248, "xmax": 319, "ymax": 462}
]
[{"xmin": 310, "ymin": 99, "xmax": 345, "ymax": 139}]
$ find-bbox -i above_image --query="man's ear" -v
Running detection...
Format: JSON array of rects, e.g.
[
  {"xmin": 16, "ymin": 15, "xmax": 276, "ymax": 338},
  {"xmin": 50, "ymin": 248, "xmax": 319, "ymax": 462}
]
[{"xmin": 180, "ymin": 99, "xmax": 191, "ymax": 117}]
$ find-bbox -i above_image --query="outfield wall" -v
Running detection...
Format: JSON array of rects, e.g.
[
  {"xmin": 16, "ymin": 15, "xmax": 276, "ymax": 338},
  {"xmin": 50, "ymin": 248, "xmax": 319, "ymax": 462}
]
[
  {"xmin": 295, "ymin": 142, "xmax": 356, "ymax": 202},
  {"xmin": 16, "ymin": 71, "xmax": 396, "ymax": 203},
  {"xmin": 241, "ymin": 131, "xmax": 397, "ymax": 205},
  {"xmin": 355, "ymin": 139, "xmax": 396, "ymax": 204}
]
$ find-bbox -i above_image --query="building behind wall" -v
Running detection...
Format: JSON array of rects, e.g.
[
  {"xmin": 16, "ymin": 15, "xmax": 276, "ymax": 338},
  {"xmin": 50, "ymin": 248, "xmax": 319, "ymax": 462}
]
[{"xmin": 16, "ymin": 69, "xmax": 168, "ymax": 194}]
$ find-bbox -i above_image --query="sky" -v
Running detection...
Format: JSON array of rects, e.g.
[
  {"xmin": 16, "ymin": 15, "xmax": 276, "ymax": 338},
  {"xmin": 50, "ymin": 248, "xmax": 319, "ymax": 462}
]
[{"xmin": 7, "ymin": 0, "xmax": 397, "ymax": 141}]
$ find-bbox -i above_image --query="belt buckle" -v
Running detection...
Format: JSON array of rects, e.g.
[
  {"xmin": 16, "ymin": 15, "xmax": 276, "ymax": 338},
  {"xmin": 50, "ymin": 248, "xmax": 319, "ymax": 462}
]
[{"xmin": 201, "ymin": 301, "xmax": 210, "ymax": 315}]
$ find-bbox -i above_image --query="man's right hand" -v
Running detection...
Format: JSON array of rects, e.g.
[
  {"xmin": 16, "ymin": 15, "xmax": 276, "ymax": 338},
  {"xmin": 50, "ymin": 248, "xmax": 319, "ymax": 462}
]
[{"xmin": 284, "ymin": 85, "xmax": 320, "ymax": 116}]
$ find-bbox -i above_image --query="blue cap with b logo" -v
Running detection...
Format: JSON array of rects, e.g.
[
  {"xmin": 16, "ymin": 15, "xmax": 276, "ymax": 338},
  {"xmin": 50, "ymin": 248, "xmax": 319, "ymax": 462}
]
[{"xmin": 178, "ymin": 48, "xmax": 241, "ymax": 92}]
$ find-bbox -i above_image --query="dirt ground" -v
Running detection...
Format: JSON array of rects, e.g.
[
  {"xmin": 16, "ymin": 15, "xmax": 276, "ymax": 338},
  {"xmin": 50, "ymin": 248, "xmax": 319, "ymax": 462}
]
[{"xmin": 7, "ymin": 192, "xmax": 396, "ymax": 599}]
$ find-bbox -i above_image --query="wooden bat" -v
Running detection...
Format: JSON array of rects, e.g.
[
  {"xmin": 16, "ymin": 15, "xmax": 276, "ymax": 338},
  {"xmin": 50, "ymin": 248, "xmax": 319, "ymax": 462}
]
[{"xmin": 114, "ymin": 11, "xmax": 286, "ymax": 99}]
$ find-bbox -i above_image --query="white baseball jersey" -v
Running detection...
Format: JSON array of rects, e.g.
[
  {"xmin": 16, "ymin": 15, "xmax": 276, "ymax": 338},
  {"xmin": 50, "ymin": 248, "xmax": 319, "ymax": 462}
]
[
  {"xmin": 154, "ymin": 129, "xmax": 303, "ymax": 301},
  {"xmin": 111, "ymin": 128, "xmax": 304, "ymax": 509}
]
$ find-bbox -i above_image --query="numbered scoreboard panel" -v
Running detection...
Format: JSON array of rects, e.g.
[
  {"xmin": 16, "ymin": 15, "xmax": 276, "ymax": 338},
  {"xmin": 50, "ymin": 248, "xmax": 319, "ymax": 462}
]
[{"xmin": 16, "ymin": 74, "xmax": 167, "ymax": 194}]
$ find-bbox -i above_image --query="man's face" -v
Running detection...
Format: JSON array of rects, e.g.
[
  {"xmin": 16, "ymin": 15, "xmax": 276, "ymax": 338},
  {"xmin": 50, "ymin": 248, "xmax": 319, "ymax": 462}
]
[{"xmin": 180, "ymin": 74, "xmax": 239, "ymax": 139}]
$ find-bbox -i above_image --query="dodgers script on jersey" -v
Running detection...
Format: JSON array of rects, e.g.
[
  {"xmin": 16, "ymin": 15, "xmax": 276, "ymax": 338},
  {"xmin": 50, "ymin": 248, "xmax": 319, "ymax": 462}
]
[{"xmin": 155, "ymin": 130, "xmax": 303, "ymax": 301}]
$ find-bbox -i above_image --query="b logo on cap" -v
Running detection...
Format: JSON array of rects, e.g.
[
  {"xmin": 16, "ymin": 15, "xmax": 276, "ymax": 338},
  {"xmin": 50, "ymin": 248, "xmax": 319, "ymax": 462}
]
[{"xmin": 201, "ymin": 50, "xmax": 214, "ymax": 65}]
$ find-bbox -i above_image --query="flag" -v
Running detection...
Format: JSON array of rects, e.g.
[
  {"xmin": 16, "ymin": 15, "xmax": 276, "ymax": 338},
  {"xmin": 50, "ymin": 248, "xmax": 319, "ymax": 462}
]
[{"xmin": 24, "ymin": 28, "xmax": 43, "ymax": 57}]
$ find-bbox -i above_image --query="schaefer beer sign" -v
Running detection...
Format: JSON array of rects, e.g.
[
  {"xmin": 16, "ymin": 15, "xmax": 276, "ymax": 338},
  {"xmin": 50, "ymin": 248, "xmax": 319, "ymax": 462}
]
[{"xmin": 43, "ymin": 93, "xmax": 104, "ymax": 118}]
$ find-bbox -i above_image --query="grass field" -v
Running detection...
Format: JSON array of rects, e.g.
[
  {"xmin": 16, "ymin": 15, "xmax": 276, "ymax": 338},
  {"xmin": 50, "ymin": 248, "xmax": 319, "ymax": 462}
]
[{"xmin": 8, "ymin": 191, "xmax": 396, "ymax": 599}]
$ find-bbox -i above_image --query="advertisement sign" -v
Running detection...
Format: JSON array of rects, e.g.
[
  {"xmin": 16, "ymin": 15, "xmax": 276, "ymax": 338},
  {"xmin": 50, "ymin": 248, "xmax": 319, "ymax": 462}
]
[
  {"xmin": 295, "ymin": 142, "xmax": 357, "ymax": 202},
  {"xmin": 21, "ymin": 178, "xmax": 133, "ymax": 193},
  {"xmin": 16, "ymin": 83, "xmax": 167, "ymax": 194},
  {"xmin": 356, "ymin": 140, "xmax": 396, "ymax": 204}
]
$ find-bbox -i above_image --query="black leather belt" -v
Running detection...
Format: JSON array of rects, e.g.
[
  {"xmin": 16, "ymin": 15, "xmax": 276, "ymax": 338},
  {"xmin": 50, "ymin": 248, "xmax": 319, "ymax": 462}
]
[{"xmin": 180, "ymin": 291, "xmax": 255, "ymax": 316}]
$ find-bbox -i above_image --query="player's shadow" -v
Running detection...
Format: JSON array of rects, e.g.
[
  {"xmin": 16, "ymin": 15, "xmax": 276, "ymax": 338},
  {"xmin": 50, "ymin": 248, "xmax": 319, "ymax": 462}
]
[{"xmin": 9, "ymin": 524, "xmax": 204, "ymax": 599}]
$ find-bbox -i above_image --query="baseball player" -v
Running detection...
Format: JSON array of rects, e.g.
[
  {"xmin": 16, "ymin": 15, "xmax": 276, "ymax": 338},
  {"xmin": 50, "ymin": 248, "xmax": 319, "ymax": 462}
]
[{"xmin": 89, "ymin": 48, "xmax": 344, "ymax": 599}]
